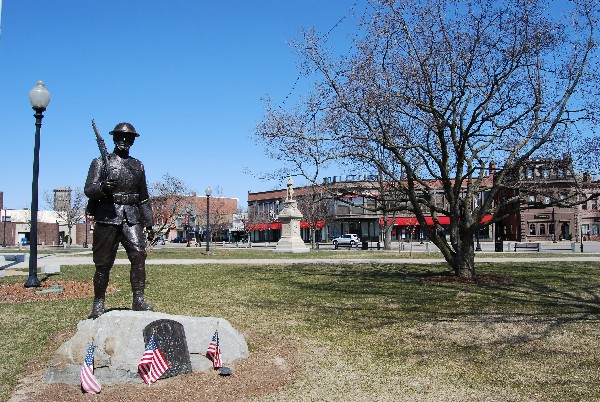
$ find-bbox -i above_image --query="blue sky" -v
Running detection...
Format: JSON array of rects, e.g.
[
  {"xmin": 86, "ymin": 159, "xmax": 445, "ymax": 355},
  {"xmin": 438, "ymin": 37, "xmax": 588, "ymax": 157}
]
[{"xmin": 0, "ymin": 1, "xmax": 366, "ymax": 209}]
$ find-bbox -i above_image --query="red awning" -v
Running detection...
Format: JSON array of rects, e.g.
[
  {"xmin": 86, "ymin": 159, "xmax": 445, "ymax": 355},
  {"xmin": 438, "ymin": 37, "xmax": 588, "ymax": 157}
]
[
  {"xmin": 300, "ymin": 220, "xmax": 325, "ymax": 229},
  {"xmin": 385, "ymin": 217, "xmax": 420, "ymax": 226},
  {"xmin": 480, "ymin": 215, "xmax": 493, "ymax": 223},
  {"xmin": 247, "ymin": 222, "xmax": 282, "ymax": 231},
  {"xmin": 424, "ymin": 216, "xmax": 451, "ymax": 225},
  {"xmin": 381, "ymin": 215, "xmax": 493, "ymax": 227},
  {"xmin": 247, "ymin": 223, "xmax": 267, "ymax": 231}
]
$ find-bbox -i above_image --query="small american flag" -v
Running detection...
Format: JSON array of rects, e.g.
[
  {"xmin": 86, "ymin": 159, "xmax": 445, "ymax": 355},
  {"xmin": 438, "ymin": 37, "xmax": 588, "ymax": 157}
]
[
  {"xmin": 138, "ymin": 335, "xmax": 170, "ymax": 385},
  {"xmin": 80, "ymin": 342, "xmax": 101, "ymax": 394},
  {"xmin": 206, "ymin": 330, "xmax": 223, "ymax": 369}
]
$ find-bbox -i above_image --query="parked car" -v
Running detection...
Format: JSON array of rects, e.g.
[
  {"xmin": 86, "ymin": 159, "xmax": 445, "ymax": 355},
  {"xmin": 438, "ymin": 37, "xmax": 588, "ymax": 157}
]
[
  {"xmin": 332, "ymin": 234, "xmax": 360, "ymax": 248},
  {"xmin": 171, "ymin": 236, "xmax": 188, "ymax": 243}
]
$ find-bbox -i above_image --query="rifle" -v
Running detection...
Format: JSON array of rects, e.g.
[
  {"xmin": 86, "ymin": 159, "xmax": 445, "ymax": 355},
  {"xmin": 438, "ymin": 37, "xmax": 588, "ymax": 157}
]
[
  {"xmin": 86, "ymin": 120, "xmax": 111, "ymax": 216},
  {"xmin": 91, "ymin": 119, "xmax": 111, "ymax": 180}
]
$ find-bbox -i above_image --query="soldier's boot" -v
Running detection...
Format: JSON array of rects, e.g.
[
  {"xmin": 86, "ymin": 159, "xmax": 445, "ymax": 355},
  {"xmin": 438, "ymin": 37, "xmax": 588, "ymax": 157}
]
[
  {"xmin": 89, "ymin": 297, "xmax": 105, "ymax": 319},
  {"xmin": 89, "ymin": 270, "xmax": 110, "ymax": 319},
  {"xmin": 132, "ymin": 291, "xmax": 153, "ymax": 311},
  {"xmin": 131, "ymin": 259, "xmax": 152, "ymax": 311}
]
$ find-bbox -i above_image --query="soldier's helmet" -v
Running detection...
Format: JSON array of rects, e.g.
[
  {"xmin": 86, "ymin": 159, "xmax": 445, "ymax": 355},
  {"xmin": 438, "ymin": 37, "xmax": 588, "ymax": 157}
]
[{"xmin": 109, "ymin": 122, "xmax": 140, "ymax": 137}]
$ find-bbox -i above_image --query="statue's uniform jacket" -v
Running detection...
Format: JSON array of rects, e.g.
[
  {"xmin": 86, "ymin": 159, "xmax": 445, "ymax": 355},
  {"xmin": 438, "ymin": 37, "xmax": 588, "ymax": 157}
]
[{"xmin": 84, "ymin": 153, "xmax": 154, "ymax": 227}]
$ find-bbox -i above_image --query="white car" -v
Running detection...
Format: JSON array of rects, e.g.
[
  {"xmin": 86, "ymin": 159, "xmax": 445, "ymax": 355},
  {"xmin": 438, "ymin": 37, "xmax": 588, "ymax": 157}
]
[{"xmin": 332, "ymin": 234, "xmax": 360, "ymax": 248}]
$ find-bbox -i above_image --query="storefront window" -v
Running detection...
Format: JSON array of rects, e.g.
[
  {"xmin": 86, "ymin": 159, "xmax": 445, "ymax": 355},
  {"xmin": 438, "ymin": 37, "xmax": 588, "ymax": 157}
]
[
  {"xmin": 582, "ymin": 224, "xmax": 590, "ymax": 236},
  {"xmin": 592, "ymin": 224, "xmax": 599, "ymax": 235},
  {"xmin": 539, "ymin": 224, "xmax": 546, "ymax": 235},
  {"xmin": 529, "ymin": 223, "xmax": 536, "ymax": 235}
]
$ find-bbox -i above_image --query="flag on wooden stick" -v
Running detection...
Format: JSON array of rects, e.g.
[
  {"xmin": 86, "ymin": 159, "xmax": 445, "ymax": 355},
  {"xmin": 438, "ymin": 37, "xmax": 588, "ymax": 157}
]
[
  {"xmin": 80, "ymin": 341, "xmax": 101, "ymax": 394},
  {"xmin": 206, "ymin": 329, "xmax": 223, "ymax": 369},
  {"xmin": 138, "ymin": 335, "xmax": 170, "ymax": 384}
]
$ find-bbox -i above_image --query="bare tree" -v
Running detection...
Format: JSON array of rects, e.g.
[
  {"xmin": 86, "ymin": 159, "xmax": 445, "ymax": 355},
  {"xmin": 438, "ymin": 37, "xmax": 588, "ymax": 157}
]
[
  {"xmin": 258, "ymin": 0, "xmax": 599, "ymax": 278},
  {"xmin": 149, "ymin": 174, "xmax": 191, "ymax": 248},
  {"xmin": 295, "ymin": 184, "xmax": 333, "ymax": 248},
  {"xmin": 202, "ymin": 186, "xmax": 237, "ymax": 243},
  {"xmin": 44, "ymin": 188, "xmax": 86, "ymax": 247}
]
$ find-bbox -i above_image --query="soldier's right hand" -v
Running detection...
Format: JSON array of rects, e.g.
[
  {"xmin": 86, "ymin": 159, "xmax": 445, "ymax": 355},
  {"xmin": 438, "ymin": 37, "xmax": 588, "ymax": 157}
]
[{"xmin": 101, "ymin": 179, "xmax": 118, "ymax": 194}]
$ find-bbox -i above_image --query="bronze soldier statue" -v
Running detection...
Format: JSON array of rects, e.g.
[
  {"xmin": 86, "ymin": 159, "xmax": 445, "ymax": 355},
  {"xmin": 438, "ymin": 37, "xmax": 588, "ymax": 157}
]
[{"xmin": 85, "ymin": 122, "xmax": 154, "ymax": 319}]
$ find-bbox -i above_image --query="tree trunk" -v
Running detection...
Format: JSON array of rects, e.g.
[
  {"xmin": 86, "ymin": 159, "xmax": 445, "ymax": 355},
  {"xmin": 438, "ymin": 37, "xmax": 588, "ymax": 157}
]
[
  {"xmin": 383, "ymin": 224, "xmax": 393, "ymax": 250},
  {"xmin": 451, "ymin": 240, "xmax": 475, "ymax": 279},
  {"xmin": 67, "ymin": 226, "xmax": 73, "ymax": 249}
]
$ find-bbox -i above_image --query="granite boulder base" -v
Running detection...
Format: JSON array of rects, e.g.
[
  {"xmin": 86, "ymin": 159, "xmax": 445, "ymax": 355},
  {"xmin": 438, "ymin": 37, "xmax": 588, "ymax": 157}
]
[{"xmin": 45, "ymin": 311, "xmax": 249, "ymax": 385}]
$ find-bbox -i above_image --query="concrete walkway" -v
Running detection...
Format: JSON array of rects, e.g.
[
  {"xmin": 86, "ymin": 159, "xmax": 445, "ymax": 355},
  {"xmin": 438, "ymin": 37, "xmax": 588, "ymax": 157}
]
[{"xmin": 3, "ymin": 250, "xmax": 600, "ymax": 276}]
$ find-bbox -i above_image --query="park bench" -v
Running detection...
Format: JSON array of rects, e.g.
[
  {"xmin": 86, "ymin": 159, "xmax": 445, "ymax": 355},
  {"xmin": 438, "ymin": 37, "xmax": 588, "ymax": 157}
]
[
  {"xmin": 514, "ymin": 242, "xmax": 541, "ymax": 252},
  {"xmin": 543, "ymin": 242, "xmax": 581, "ymax": 253}
]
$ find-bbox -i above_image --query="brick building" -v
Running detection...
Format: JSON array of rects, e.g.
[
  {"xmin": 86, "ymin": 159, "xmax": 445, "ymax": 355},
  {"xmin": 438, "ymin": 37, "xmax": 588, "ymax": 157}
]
[
  {"xmin": 497, "ymin": 157, "xmax": 600, "ymax": 242},
  {"xmin": 247, "ymin": 157, "xmax": 600, "ymax": 244},
  {"xmin": 151, "ymin": 192, "xmax": 238, "ymax": 242}
]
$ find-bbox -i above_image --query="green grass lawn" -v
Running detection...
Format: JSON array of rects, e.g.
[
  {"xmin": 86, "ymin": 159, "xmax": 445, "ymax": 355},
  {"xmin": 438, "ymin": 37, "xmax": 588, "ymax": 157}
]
[{"xmin": 1, "ymin": 256, "xmax": 599, "ymax": 401}]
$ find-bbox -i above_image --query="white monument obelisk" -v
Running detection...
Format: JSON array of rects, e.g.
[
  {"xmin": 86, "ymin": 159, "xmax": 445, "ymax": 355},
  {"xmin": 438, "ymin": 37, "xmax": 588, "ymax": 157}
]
[{"xmin": 275, "ymin": 177, "xmax": 310, "ymax": 253}]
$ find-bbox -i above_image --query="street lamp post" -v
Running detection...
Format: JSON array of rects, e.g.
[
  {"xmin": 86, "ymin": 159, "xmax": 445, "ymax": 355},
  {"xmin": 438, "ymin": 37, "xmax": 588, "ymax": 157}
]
[
  {"xmin": 552, "ymin": 208, "xmax": 557, "ymax": 243},
  {"xmin": 274, "ymin": 200, "xmax": 279, "ymax": 242},
  {"xmin": 185, "ymin": 207, "xmax": 191, "ymax": 247},
  {"xmin": 475, "ymin": 193, "xmax": 482, "ymax": 252},
  {"xmin": 83, "ymin": 214, "xmax": 89, "ymax": 248},
  {"xmin": 205, "ymin": 186, "xmax": 212, "ymax": 252},
  {"xmin": 25, "ymin": 81, "xmax": 50, "ymax": 288},
  {"xmin": 267, "ymin": 206, "xmax": 272, "ymax": 245}
]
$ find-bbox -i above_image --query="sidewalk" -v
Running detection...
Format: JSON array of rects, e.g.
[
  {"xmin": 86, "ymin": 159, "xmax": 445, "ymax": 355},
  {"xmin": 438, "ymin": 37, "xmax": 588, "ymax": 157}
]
[{"xmin": 3, "ymin": 249, "xmax": 600, "ymax": 276}]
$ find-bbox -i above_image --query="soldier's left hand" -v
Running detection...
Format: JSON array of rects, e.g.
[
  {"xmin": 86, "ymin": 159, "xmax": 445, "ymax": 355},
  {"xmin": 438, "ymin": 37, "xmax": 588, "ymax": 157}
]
[{"xmin": 146, "ymin": 227, "xmax": 155, "ymax": 241}]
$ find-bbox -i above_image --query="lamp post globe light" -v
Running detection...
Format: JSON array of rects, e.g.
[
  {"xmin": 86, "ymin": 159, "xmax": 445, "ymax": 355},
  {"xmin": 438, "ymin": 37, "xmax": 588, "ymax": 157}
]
[
  {"xmin": 205, "ymin": 186, "xmax": 212, "ymax": 252},
  {"xmin": 25, "ymin": 81, "xmax": 50, "ymax": 288}
]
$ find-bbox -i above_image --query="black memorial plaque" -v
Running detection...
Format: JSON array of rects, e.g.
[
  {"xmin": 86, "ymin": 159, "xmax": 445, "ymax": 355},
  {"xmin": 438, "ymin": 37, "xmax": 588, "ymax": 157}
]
[{"xmin": 143, "ymin": 319, "xmax": 192, "ymax": 378}]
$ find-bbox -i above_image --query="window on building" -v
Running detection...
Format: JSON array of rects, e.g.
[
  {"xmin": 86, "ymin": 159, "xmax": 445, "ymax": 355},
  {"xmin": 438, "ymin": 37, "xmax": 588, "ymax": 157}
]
[
  {"xmin": 539, "ymin": 224, "xmax": 546, "ymax": 235},
  {"xmin": 542, "ymin": 168, "xmax": 550, "ymax": 178},
  {"xmin": 529, "ymin": 223, "xmax": 536, "ymax": 235},
  {"xmin": 549, "ymin": 223, "xmax": 555, "ymax": 235},
  {"xmin": 582, "ymin": 224, "xmax": 590, "ymax": 236},
  {"xmin": 591, "ymin": 199, "xmax": 598, "ymax": 210},
  {"xmin": 582, "ymin": 201, "xmax": 588, "ymax": 210},
  {"xmin": 529, "ymin": 195, "xmax": 536, "ymax": 204},
  {"xmin": 527, "ymin": 167, "xmax": 534, "ymax": 179},
  {"xmin": 592, "ymin": 224, "xmax": 599, "ymax": 236},
  {"xmin": 544, "ymin": 196, "xmax": 551, "ymax": 205}
]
